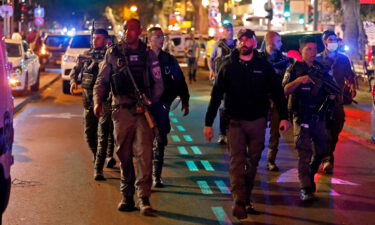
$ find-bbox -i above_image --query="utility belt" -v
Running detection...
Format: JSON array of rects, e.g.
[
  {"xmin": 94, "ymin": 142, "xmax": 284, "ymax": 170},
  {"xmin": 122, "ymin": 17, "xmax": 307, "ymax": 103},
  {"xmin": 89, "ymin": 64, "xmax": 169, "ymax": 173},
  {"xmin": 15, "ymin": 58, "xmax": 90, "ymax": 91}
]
[
  {"xmin": 297, "ymin": 113, "xmax": 325, "ymax": 126},
  {"xmin": 112, "ymin": 103, "xmax": 147, "ymax": 116}
]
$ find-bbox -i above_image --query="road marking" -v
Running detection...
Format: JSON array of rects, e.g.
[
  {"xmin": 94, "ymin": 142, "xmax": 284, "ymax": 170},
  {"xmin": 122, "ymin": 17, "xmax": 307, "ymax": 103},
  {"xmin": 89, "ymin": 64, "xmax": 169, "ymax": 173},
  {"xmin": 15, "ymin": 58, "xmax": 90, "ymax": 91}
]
[
  {"xmin": 201, "ymin": 160, "xmax": 214, "ymax": 171},
  {"xmin": 197, "ymin": 180, "xmax": 213, "ymax": 194},
  {"xmin": 177, "ymin": 146, "xmax": 189, "ymax": 155},
  {"xmin": 171, "ymin": 118, "xmax": 179, "ymax": 123},
  {"xmin": 186, "ymin": 161, "xmax": 199, "ymax": 171},
  {"xmin": 275, "ymin": 168, "xmax": 360, "ymax": 186},
  {"xmin": 169, "ymin": 112, "xmax": 174, "ymax": 116},
  {"xmin": 171, "ymin": 135, "xmax": 181, "ymax": 142},
  {"xmin": 171, "ymin": 127, "xmax": 174, "ymax": 132},
  {"xmin": 33, "ymin": 113, "xmax": 82, "ymax": 119},
  {"xmin": 190, "ymin": 146, "xmax": 202, "ymax": 155},
  {"xmin": 215, "ymin": 180, "xmax": 231, "ymax": 194},
  {"xmin": 176, "ymin": 125, "xmax": 186, "ymax": 131},
  {"xmin": 183, "ymin": 135, "xmax": 193, "ymax": 142},
  {"xmin": 211, "ymin": 207, "xmax": 232, "ymax": 225}
]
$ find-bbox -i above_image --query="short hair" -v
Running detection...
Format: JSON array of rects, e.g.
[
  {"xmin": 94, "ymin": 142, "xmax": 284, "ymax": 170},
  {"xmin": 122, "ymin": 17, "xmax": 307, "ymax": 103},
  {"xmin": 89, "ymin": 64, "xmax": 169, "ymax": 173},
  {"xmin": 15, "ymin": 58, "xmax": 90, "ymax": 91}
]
[
  {"xmin": 322, "ymin": 30, "xmax": 336, "ymax": 41},
  {"xmin": 93, "ymin": 29, "xmax": 109, "ymax": 38},
  {"xmin": 299, "ymin": 35, "xmax": 316, "ymax": 49},
  {"xmin": 123, "ymin": 18, "xmax": 141, "ymax": 29},
  {"xmin": 265, "ymin": 31, "xmax": 280, "ymax": 44},
  {"xmin": 147, "ymin": 27, "xmax": 162, "ymax": 37}
]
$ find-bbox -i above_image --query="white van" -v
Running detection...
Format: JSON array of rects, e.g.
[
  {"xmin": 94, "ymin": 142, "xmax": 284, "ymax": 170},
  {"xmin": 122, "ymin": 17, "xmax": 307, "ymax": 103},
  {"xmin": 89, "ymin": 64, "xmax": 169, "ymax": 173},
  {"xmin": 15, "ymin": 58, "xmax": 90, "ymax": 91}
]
[{"xmin": 0, "ymin": 30, "xmax": 14, "ymax": 221}]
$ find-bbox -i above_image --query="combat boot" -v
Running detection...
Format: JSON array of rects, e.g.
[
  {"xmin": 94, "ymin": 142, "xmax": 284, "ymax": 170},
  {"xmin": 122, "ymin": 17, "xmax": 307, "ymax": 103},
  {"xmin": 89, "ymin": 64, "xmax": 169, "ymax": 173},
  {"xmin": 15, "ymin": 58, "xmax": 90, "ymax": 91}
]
[
  {"xmin": 94, "ymin": 171, "xmax": 105, "ymax": 181},
  {"xmin": 118, "ymin": 196, "xmax": 136, "ymax": 212},
  {"xmin": 138, "ymin": 197, "xmax": 154, "ymax": 216},
  {"xmin": 232, "ymin": 201, "xmax": 247, "ymax": 220},
  {"xmin": 245, "ymin": 199, "xmax": 261, "ymax": 215},
  {"xmin": 153, "ymin": 161, "xmax": 164, "ymax": 188},
  {"xmin": 300, "ymin": 188, "xmax": 315, "ymax": 201},
  {"xmin": 106, "ymin": 157, "xmax": 116, "ymax": 168},
  {"xmin": 267, "ymin": 160, "xmax": 279, "ymax": 172},
  {"xmin": 323, "ymin": 161, "xmax": 333, "ymax": 174}
]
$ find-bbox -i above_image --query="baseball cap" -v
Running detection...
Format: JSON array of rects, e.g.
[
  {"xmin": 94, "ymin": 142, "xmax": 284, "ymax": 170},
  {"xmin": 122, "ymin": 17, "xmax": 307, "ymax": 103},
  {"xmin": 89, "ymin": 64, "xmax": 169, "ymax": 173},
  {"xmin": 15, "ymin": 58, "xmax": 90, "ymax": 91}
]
[{"xmin": 237, "ymin": 28, "xmax": 255, "ymax": 39}]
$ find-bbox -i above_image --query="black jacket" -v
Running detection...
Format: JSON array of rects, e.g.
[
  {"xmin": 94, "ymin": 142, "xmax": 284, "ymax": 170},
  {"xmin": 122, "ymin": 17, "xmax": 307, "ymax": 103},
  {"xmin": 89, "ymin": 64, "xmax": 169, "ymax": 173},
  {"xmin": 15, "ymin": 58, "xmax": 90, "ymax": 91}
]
[
  {"xmin": 205, "ymin": 50, "xmax": 288, "ymax": 126},
  {"xmin": 158, "ymin": 50, "xmax": 190, "ymax": 106}
]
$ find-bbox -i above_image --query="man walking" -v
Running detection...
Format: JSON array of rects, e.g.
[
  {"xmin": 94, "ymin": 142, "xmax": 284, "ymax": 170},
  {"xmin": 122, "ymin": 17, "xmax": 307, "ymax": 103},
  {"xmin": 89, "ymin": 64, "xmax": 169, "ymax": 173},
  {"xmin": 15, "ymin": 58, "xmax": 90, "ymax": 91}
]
[
  {"xmin": 204, "ymin": 29, "xmax": 290, "ymax": 220},
  {"xmin": 208, "ymin": 23, "xmax": 237, "ymax": 145},
  {"xmin": 147, "ymin": 27, "xmax": 190, "ymax": 187},
  {"xmin": 260, "ymin": 31, "xmax": 292, "ymax": 171},
  {"xmin": 316, "ymin": 30, "xmax": 356, "ymax": 174},
  {"xmin": 94, "ymin": 19, "xmax": 161, "ymax": 216}
]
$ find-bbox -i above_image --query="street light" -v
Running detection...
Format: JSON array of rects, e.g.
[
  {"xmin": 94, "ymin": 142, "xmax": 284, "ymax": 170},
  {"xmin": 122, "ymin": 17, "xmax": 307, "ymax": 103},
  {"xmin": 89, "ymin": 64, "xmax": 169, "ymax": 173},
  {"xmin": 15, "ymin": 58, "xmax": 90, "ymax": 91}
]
[{"xmin": 130, "ymin": 5, "xmax": 137, "ymax": 13}]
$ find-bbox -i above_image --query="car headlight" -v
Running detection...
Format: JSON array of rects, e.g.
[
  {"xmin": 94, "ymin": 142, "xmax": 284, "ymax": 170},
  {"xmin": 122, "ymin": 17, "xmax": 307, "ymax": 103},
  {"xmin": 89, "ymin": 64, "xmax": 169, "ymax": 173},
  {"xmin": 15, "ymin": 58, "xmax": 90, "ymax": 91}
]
[
  {"xmin": 63, "ymin": 55, "xmax": 77, "ymax": 63},
  {"xmin": 40, "ymin": 46, "xmax": 48, "ymax": 55},
  {"xmin": 12, "ymin": 67, "xmax": 22, "ymax": 77}
]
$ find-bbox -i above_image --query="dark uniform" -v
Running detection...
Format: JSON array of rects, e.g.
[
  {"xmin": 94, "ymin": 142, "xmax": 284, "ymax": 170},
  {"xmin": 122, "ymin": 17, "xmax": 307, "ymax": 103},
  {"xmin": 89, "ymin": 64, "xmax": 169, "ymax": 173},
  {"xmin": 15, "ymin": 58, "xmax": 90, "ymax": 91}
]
[
  {"xmin": 210, "ymin": 39, "xmax": 237, "ymax": 142},
  {"xmin": 283, "ymin": 60, "xmax": 337, "ymax": 198},
  {"xmin": 316, "ymin": 51, "xmax": 355, "ymax": 169},
  {"xmin": 94, "ymin": 40, "xmax": 162, "ymax": 213},
  {"xmin": 69, "ymin": 49, "xmax": 115, "ymax": 172},
  {"xmin": 205, "ymin": 49, "xmax": 288, "ymax": 218},
  {"xmin": 259, "ymin": 50, "xmax": 291, "ymax": 169},
  {"xmin": 152, "ymin": 50, "xmax": 190, "ymax": 186}
]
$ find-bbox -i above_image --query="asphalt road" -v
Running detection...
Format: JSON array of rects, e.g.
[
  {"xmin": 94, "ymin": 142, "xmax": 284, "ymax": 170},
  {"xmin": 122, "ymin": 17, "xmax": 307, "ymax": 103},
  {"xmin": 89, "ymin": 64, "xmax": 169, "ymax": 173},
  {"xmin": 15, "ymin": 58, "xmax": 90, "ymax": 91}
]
[{"xmin": 3, "ymin": 69, "xmax": 375, "ymax": 225}]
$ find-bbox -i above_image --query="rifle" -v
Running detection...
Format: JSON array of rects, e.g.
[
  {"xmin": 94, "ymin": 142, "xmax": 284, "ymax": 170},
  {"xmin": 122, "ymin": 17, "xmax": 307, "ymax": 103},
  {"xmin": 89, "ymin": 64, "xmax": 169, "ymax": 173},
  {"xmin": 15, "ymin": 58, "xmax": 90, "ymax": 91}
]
[{"xmin": 117, "ymin": 55, "xmax": 157, "ymax": 130}]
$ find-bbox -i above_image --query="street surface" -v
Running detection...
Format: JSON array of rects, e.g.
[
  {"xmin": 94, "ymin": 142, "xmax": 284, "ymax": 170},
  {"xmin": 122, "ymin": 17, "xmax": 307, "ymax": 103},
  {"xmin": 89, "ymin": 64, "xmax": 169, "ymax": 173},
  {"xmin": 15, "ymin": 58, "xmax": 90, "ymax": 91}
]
[{"xmin": 3, "ymin": 68, "xmax": 375, "ymax": 225}]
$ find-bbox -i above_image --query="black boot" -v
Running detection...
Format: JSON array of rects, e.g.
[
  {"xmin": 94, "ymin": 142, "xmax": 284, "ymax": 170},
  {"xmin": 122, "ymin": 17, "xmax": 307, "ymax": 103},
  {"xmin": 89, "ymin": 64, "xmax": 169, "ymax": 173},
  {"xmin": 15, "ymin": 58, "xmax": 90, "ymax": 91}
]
[
  {"xmin": 153, "ymin": 161, "xmax": 164, "ymax": 188},
  {"xmin": 118, "ymin": 196, "xmax": 136, "ymax": 212}
]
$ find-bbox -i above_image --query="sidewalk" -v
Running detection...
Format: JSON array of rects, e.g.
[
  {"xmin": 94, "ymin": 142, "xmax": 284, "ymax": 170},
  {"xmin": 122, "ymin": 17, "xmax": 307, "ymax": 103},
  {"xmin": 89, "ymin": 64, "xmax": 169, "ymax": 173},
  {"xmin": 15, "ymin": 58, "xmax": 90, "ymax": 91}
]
[{"xmin": 14, "ymin": 70, "xmax": 61, "ymax": 114}]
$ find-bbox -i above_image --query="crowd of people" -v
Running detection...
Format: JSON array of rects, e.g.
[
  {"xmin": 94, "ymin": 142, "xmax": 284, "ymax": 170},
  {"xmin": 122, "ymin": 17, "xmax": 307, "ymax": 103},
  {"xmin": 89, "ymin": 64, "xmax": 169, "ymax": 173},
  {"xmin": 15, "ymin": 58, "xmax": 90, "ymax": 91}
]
[{"xmin": 68, "ymin": 18, "xmax": 356, "ymax": 220}]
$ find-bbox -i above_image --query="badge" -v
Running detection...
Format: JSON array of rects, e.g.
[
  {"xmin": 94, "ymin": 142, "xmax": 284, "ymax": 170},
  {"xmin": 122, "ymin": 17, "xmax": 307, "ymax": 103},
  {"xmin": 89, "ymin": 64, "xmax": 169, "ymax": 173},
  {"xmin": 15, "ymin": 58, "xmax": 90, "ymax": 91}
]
[{"xmin": 129, "ymin": 55, "xmax": 139, "ymax": 62}]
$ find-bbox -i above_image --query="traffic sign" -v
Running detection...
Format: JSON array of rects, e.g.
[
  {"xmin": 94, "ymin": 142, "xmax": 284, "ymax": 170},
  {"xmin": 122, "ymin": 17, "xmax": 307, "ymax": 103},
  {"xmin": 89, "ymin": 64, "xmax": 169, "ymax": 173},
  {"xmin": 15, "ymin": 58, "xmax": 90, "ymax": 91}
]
[
  {"xmin": 34, "ymin": 7, "xmax": 44, "ymax": 17},
  {"xmin": 34, "ymin": 17, "xmax": 44, "ymax": 26},
  {"xmin": 0, "ymin": 4, "xmax": 13, "ymax": 18}
]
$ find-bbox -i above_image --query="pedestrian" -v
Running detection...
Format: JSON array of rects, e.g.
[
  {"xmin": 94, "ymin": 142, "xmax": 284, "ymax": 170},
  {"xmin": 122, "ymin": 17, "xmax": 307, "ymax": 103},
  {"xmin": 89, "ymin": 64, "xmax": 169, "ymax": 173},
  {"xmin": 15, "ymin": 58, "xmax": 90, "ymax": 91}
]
[
  {"xmin": 147, "ymin": 27, "xmax": 190, "ymax": 188},
  {"xmin": 316, "ymin": 30, "xmax": 356, "ymax": 174},
  {"xmin": 283, "ymin": 35, "xmax": 340, "ymax": 201},
  {"xmin": 208, "ymin": 23, "xmax": 237, "ymax": 145},
  {"xmin": 69, "ymin": 28, "xmax": 116, "ymax": 181},
  {"xmin": 94, "ymin": 18, "xmax": 161, "ymax": 216},
  {"xmin": 162, "ymin": 34, "xmax": 175, "ymax": 55},
  {"xmin": 259, "ymin": 31, "xmax": 293, "ymax": 171},
  {"xmin": 185, "ymin": 32, "xmax": 199, "ymax": 83},
  {"xmin": 204, "ymin": 29, "xmax": 290, "ymax": 220}
]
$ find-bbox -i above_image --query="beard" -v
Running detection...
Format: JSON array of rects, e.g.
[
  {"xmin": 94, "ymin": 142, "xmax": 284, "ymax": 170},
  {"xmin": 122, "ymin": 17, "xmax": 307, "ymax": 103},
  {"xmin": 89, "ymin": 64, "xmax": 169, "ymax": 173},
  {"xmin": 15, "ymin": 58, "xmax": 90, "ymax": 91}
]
[{"xmin": 240, "ymin": 47, "xmax": 253, "ymax": 56}]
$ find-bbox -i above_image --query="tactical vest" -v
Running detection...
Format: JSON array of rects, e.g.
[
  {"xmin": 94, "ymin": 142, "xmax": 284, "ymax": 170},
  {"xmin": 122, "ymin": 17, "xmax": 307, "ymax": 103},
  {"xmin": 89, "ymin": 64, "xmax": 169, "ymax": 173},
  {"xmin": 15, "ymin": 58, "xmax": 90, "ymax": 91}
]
[
  {"xmin": 111, "ymin": 42, "xmax": 151, "ymax": 98},
  {"xmin": 81, "ymin": 50, "xmax": 106, "ymax": 90},
  {"xmin": 214, "ymin": 40, "xmax": 236, "ymax": 74},
  {"xmin": 290, "ymin": 62, "xmax": 328, "ymax": 123}
]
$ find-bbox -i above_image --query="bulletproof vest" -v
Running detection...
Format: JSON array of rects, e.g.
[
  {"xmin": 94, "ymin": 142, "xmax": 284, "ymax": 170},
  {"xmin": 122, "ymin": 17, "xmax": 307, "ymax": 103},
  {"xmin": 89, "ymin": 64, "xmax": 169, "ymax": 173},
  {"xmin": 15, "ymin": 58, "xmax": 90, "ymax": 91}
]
[
  {"xmin": 261, "ymin": 51, "xmax": 290, "ymax": 77},
  {"xmin": 111, "ymin": 42, "xmax": 151, "ymax": 98},
  {"xmin": 291, "ymin": 62, "xmax": 328, "ymax": 120},
  {"xmin": 81, "ymin": 49, "xmax": 106, "ymax": 90},
  {"xmin": 214, "ymin": 40, "xmax": 236, "ymax": 74}
]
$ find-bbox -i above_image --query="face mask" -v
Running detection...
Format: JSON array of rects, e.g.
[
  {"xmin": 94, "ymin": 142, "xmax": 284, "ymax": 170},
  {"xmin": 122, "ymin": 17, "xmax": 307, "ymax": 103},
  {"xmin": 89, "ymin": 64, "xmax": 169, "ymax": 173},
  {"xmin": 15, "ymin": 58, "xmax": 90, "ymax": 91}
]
[{"xmin": 327, "ymin": 42, "xmax": 338, "ymax": 51}]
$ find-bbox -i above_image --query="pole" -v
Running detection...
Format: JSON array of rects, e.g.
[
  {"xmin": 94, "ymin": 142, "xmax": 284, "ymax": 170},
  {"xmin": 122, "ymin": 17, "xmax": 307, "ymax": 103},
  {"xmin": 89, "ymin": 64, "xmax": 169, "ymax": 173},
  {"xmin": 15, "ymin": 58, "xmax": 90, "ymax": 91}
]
[{"xmin": 313, "ymin": 0, "xmax": 318, "ymax": 31}]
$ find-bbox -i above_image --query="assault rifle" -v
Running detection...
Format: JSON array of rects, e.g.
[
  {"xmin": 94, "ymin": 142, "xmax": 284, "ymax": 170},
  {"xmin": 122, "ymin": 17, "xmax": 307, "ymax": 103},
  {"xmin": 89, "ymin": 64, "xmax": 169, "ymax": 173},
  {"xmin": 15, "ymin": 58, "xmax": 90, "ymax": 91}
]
[
  {"xmin": 117, "ymin": 56, "xmax": 158, "ymax": 131},
  {"xmin": 308, "ymin": 64, "xmax": 357, "ymax": 104}
]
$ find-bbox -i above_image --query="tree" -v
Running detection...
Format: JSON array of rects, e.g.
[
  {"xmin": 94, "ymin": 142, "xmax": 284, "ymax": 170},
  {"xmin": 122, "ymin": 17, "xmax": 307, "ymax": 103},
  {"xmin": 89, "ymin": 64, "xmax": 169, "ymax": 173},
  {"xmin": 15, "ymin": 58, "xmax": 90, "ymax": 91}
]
[{"xmin": 328, "ymin": 0, "xmax": 371, "ymax": 60}]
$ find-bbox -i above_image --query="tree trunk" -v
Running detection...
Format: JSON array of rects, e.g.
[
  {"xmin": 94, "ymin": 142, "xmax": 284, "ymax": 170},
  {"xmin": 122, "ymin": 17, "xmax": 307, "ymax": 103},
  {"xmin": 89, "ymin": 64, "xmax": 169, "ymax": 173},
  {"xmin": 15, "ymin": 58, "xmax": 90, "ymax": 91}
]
[
  {"xmin": 340, "ymin": 0, "xmax": 365, "ymax": 60},
  {"xmin": 191, "ymin": 0, "xmax": 208, "ymax": 35}
]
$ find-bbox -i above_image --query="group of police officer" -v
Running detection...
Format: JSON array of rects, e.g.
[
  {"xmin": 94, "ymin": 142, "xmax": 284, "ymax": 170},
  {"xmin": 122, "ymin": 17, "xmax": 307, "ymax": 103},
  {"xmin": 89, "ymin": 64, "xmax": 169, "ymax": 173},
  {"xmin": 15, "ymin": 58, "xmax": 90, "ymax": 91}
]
[
  {"xmin": 70, "ymin": 18, "xmax": 356, "ymax": 219},
  {"xmin": 205, "ymin": 24, "xmax": 356, "ymax": 219}
]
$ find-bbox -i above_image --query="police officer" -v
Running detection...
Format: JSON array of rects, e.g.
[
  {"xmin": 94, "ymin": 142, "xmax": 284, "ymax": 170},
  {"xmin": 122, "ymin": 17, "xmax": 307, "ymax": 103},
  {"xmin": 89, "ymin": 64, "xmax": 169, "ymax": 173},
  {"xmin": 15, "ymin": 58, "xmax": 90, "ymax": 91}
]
[
  {"xmin": 69, "ymin": 29, "xmax": 116, "ymax": 181},
  {"xmin": 204, "ymin": 29, "xmax": 290, "ymax": 220},
  {"xmin": 283, "ymin": 36, "xmax": 338, "ymax": 201},
  {"xmin": 208, "ymin": 23, "xmax": 237, "ymax": 144},
  {"xmin": 260, "ymin": 31, "xmax": 292, "ymax": 171},
  {"xmin": 94, "ymin": 19, "xmax": 161, "ymax": 216},
  {"xmin": 316, "ymin": 30, "xmax": 356, "ymax": 174},
  {"xmin": 147, "ymin": 27, "xmax": 190, "ymax": 188}
]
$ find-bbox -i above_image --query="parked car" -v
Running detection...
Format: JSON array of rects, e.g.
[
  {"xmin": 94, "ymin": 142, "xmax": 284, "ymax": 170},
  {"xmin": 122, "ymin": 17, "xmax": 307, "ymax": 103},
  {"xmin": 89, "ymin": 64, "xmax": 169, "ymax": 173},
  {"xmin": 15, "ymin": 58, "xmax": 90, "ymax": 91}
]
[
  {"xmin": 0, "ymin": 30, "xmax": 14, "ymax": 223},
  {"xmin": 5, "ymin": 38, "xmax": 41, "ymax": 94},
  {"xmin": 61, "ymin": 31, "xmax": 117, "ymax": 94},
  {"xmin": 39, "ymin": 34, "xmax": 71, "ymax": 70}
]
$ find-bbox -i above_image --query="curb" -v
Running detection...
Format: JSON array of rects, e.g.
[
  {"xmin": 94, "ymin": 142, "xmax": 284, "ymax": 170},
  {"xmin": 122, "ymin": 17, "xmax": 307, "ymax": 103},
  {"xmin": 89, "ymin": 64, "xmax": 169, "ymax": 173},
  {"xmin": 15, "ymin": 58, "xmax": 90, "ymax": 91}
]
[
  {"xmin": 14, "ymin": 74, "xmax": 61, "ymax": 114},
  {"xmin": 343, "ymin": 124, "xmax": 375, "ymax": 150}
]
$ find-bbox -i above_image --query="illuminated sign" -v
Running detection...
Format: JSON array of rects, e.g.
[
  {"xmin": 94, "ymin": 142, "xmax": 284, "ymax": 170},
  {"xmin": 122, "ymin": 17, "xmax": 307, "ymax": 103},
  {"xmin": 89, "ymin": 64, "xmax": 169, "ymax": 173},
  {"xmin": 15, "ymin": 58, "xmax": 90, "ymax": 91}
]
[{"xmin": 360, "ymin": 0, "xmax": 375, "ymax": 4}]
